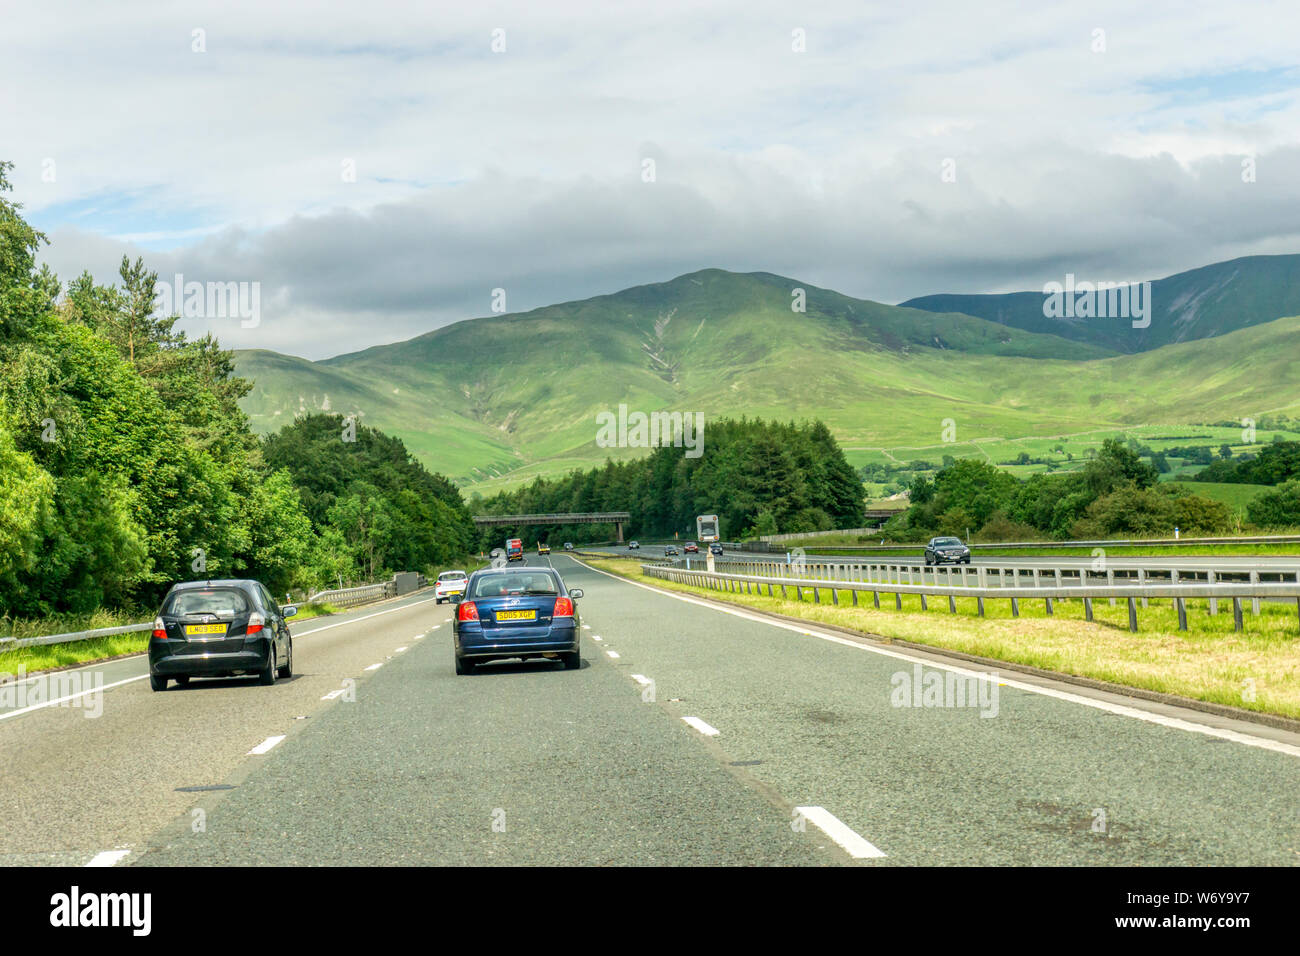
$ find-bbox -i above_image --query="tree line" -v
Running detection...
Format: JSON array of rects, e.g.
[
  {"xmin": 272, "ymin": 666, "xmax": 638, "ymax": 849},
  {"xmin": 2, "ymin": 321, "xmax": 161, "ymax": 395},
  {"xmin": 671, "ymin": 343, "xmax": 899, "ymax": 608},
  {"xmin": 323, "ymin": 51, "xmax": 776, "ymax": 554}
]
[
  {"xmin": 0, "ymin": 161, "xmax": 475, "ymax": 619},
  {"xmin": 472, "ymin": 418, "xmax": 865, "ymax": 543},
  {"xmin": 892, "ymin": 438, "xmax": 1300, "ymax": 540}
]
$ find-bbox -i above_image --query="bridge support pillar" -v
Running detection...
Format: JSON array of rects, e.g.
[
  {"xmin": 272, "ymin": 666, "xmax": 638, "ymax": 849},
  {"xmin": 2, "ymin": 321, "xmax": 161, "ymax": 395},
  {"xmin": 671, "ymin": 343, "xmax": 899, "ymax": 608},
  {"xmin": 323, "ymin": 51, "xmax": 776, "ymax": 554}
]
[{"xmin": 616, "ymin": 521, "xmax": 624, "ymax": 544}]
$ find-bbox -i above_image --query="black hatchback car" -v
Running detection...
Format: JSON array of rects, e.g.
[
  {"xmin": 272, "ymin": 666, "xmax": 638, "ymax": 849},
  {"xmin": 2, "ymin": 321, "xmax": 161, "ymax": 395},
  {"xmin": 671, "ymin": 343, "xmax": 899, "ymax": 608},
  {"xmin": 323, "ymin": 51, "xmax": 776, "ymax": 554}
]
[{"xmin": 149, "ymin": 579, "xmax": 297, "ymax": 690}]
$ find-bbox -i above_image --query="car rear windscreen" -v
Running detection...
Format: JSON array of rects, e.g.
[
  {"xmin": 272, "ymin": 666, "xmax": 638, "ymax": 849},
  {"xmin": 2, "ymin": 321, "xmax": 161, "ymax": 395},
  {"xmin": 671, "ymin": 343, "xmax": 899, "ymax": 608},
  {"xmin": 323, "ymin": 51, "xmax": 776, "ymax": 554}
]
[
  {"xmin": 164, "ymin": 588, "xmax": 251, "ymax": 617},
  {"xmin": 471, "ymin": 574, "xmax": 559, "ymax": 598},
  {"xmin": 438, "ymin": 572, "xmax": 466, "ymax": 581}
]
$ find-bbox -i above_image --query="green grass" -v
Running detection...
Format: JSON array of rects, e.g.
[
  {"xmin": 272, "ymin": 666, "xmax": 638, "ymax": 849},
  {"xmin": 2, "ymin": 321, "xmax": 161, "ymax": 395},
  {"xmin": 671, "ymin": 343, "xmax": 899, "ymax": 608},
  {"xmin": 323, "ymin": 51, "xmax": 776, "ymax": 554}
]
[
  {"xmin": 233, "ymin": 268, "xmax": 1300, "ymax": 495},
  {"xmin": 1163, "ymin": 480, "xmax": 1272, "ymax": 513},
  {"xmin": 0, "ymin": 601, "xmax": 344, "ymax": 677},
  {"xmin": 582, "ymin": 557, "xmax": 1300, "ymax": 719}
]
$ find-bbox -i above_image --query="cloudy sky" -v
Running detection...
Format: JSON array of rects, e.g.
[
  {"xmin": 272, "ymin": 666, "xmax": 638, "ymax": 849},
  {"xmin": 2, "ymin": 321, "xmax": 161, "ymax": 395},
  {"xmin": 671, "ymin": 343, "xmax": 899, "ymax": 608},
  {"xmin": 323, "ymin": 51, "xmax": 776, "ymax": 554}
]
[{"xmin": 4, "ymin": 0, "xmax": 1300, "ymax": 358}]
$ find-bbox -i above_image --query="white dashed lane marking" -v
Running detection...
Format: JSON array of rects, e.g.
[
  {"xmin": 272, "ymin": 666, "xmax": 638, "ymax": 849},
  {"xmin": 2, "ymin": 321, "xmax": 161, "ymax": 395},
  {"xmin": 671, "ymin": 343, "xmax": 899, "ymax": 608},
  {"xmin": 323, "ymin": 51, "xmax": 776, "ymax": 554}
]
[
  {"xmin": 85, "ymin": 850, "xmax": 131, "ymax": 867},
  {"xmin": 795, "ymin": 806, "xmax": 887, "ymax": 859},
  {"xmin": 681, "ymin": 716, "xmax": 719, "ymax": 737}
]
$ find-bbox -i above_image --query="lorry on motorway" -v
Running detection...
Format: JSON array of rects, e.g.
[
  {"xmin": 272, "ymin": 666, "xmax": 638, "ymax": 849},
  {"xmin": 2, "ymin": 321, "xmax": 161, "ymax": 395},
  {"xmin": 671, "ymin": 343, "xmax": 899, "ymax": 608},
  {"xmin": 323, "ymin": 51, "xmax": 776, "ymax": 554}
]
[{"xmin": 506, "ymin": 538, "xmax": 524, "ymax": 562}]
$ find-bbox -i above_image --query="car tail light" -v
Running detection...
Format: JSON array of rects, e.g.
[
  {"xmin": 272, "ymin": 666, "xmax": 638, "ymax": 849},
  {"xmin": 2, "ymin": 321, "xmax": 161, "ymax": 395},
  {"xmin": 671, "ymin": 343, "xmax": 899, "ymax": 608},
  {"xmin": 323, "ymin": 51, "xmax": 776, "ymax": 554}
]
[
  {"xmin": 246, "ymin": 612, "xmax": 265, "ymax": 634},
  {"xmin": 152, "ymin": 616, "xmax": 167, "ymax": 640},
  {"xmin": 553, "ymin": 596, "xmax": 574, "ymax": 617},
  {"xmin": 457, "ymin": 601, "xmax": 479, "ymax": 622}
]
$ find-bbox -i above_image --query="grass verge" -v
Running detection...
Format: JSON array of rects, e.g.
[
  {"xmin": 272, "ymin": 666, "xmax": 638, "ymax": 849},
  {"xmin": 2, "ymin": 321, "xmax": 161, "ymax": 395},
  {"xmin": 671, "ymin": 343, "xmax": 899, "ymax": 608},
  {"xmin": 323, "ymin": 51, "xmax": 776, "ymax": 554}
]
[
  {"xmin": 0, "ymin": 601, "xmax": 343, "ymax": 679},
  {"xmin": 582, "ymin": 557, "xmax": 1300, "ymax": 720}
]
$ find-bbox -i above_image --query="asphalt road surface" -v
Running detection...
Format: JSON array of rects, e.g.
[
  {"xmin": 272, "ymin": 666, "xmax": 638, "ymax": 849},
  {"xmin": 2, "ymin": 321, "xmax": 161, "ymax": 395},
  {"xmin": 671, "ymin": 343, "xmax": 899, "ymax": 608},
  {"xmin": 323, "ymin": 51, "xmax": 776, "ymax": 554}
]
[{"xmin": 2, "ymin": 555, "xmax": 1297, "ymax": 866}]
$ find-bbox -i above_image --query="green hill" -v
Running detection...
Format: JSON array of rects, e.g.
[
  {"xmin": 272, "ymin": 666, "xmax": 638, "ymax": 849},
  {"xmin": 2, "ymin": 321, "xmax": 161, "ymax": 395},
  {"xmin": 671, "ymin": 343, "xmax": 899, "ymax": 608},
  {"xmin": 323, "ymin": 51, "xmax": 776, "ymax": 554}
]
[
  {"xmin": 234, "ymin": 268, "xmax": 1300, "ymax": 493},
  {"xmin": 901, "ymin": 254, "xmax": 1300, "ymax": 353}
]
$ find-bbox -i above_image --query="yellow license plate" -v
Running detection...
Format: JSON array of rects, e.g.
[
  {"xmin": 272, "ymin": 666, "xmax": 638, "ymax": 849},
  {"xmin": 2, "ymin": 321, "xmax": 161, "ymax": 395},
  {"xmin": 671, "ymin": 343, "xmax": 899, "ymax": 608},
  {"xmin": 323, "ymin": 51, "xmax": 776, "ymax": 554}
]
[
  {"xmin": 184, "ymin": 623, "xmax": 227, "ymax": 635},
  {"xmin": 495, "ymin": 610, "xmax": 536, "ymax": 622}
]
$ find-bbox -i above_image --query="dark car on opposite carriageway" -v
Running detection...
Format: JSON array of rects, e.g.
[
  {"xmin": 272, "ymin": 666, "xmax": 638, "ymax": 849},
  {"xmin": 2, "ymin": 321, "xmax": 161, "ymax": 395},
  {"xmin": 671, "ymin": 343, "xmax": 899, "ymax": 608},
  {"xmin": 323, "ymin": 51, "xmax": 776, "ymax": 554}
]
[{"xmin": 924, "ymin": 536, "xmax": 971, "ymax": 565}]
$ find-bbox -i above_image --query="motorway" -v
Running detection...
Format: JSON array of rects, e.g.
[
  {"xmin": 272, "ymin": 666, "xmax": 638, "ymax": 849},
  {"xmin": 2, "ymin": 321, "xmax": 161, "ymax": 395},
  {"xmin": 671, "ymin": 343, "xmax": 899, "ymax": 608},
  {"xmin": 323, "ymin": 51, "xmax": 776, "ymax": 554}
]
[
  {"xmin": 1, "ymin": 554, "xmax": 1297, "ymax": 866},
  {"xmin": 587, "ymin": 544, "xmax": 1300, "ymax": 574}
]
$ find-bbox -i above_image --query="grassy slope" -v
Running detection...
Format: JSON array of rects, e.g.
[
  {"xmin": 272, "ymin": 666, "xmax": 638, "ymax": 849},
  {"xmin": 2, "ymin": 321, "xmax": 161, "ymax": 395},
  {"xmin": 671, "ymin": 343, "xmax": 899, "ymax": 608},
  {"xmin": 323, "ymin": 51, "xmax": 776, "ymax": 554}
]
[
  {"xmin": 902, "ymin": 253, "xmax": 1300, "ymax": 353},
  {"xmin": 234, "ymin": 268, "xmax": 1300, "ymax": 493}
]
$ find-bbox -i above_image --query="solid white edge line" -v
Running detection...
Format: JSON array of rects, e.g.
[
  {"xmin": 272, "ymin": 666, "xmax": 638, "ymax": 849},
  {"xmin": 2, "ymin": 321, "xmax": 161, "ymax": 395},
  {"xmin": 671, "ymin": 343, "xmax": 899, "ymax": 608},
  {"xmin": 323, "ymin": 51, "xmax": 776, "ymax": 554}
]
[
  {"xmin": 394, "ymin": 646, "xmax": 408, "ymax": 653},
  {"xmin": 0, "ymin": 594, "xmax": 442, "ymax": 721},
  {"xmin": 682, "ymin": 716, "xmax": 720, "ymax": 737},
  {"xmin": 247, "ymin": 734, "xmax": 286, "ymax": 755},
  {"xmin": 85, "ymin": 849, "xmax": 131, "ymax": 867},
  {"xmin": 568, "ymin": 556, "xmax": 1300, "ymax": 760},
  {"xmin": 605, "ymin": 650, "xmax": 619, "ymax": 659},
  {"xmin": 795, "ymin": 806, "xmax": 887, "ymax": 859},
  {"xmin": 364, "ymin": 662, "xmax": 383, "ymax": 671},
  {"xmin": 631, "ymin": 674, "xmax": 652, "ymax": 685},
  {"xmin": 291, "ymin": 595, "xmax": 441, "ymax": 637},
  {"xmin": 0, "ymin": 674, "xmax": 149, "ymax": 722}
]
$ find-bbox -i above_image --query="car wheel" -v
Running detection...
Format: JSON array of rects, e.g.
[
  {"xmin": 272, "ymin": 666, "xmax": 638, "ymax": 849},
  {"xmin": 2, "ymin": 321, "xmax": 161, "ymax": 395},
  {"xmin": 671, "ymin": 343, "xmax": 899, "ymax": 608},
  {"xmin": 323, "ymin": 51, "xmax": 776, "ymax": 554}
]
[
  {"xmin": 563, "ymin": 647, "xmax": 582, "ymax": 670},
  {"xmin": 150, "ymin": 674, "xmax": 168, "ymax": 692},
  {"xmin": 258, "ymin": 643, "xmax": 277, "ymax": 685},
  {"xmin": 455, "ymin": 655, "xmax": 475, "ymax": 675},
  {"xmin": 277, "ymin": 637, "xmax": 293, "ymax": 679}
]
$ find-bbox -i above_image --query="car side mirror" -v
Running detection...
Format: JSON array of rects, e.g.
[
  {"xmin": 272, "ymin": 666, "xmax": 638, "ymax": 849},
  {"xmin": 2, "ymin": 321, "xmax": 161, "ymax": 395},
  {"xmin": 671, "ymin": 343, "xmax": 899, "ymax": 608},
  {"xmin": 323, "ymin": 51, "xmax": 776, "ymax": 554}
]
[
  {"xmin": 569, "ymin": 588, "xmax": 584, "ymax": 599},
  {"xmin": 283, "ymin": 605, "xmax": 298, "ymax": 618}
]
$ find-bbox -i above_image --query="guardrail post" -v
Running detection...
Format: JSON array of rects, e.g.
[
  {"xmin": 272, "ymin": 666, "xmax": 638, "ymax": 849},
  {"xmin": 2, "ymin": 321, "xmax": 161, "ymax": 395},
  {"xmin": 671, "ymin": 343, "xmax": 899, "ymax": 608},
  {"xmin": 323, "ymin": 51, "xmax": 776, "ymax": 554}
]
[
  {"xmin": 796, "ymin": 585, "xmax": 803, "ymax": 601},
  {"xmin": 1107, "ymin": 569, "xmax": 1116, "ymax": 606},
  {"xmin": 920, "ymin": 591, "xmax": 927, "ymax": 610},
  {"xmin": 813, "ymin": 585, "xmax": 820, "ymax": 603},
  {"xmin": 873, "ymin": 589, "xmax": 880, "ymax": 609},
  {"xmin": 831, "ymin": 586, "xmax": 838, "ymax": 606},
  {"xmin": 895, "ymin": 591, "xmax": 902, "ymax": 610},
  {"xmin": 977, "ymin": 595, "xmax": 985, "ymax": 616},
  {"xmin": 1233, "ymin": 597, "xmax": 1244, "ymax": 632},
  {"xmin": 1083, "ymin": 597, "xmax": 1093, "ymax": 621},
  {"xmin": 948, "ymin": 594, "xmax": 956, "ymax": 613},
  {"xmin": 1127, "ymin": 597, "xmax": 1138, "ymax": 632},
  {"xmin": 851, "ymin": 587, "xmax": 858, "ymax": 606},
  {"xmin": 1208, "ymin": 570, "xmax": 1217, "ymax": 615},
  {"xmin": 1045, "ymin": 595, "xmax": 1053, "ymax": 615},
  {"xmin": 1176, "ymin": 597, "xmax": 1188, "ymax": 631},
  {"xmin": 1010, "ymin": 596, "xmax": 1018, "ymax": 617},
  {"xmin": 1250, "ymin": 571, "xmax": 1260, "ymax": 614}
]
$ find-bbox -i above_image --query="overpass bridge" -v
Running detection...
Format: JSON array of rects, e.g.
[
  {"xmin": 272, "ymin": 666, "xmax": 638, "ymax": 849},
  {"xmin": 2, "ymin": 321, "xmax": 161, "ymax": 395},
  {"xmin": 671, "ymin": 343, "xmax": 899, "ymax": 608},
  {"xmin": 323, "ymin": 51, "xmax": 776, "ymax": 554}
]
[{"xmin": 473, "ymin": 511, "xmax": 632, "ymax": 543}]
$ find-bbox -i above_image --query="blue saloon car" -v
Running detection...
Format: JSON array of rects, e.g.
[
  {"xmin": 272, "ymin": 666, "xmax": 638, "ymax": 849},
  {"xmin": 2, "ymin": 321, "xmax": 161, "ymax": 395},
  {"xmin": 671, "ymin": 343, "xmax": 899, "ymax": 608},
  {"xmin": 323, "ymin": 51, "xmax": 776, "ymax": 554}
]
[{"xmin": 452, "ymin": 567, "xmax": 584, "ymax": 674}]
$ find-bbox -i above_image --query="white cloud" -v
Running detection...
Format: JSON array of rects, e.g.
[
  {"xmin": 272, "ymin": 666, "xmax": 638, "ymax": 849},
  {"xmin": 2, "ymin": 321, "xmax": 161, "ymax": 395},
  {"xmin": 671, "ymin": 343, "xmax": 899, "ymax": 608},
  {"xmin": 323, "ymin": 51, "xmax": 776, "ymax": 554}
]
[{"xmin": 6, "ymin": 0, "xmax": 1300, "ymax": 357}]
